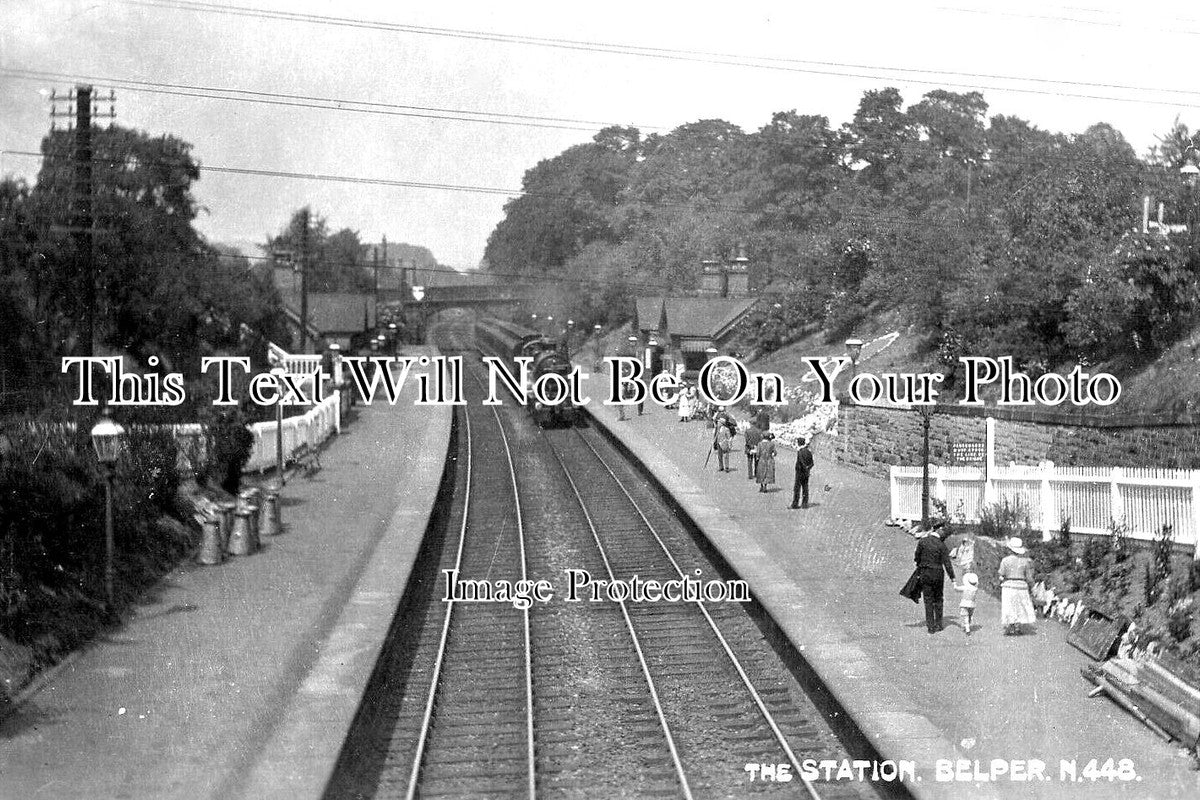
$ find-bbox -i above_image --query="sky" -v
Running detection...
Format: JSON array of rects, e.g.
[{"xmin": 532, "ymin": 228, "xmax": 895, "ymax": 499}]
[{"xmin": 3, "ymin": 0, "xmax": 1200, "ymax": 270}]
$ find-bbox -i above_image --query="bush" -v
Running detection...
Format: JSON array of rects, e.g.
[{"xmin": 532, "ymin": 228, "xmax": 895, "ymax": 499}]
[
  {"xmin": 1, "ymin": 416, "xmax": 191, "ymax": 652},
  {"xmin": 201, "ymin": 408, "xmax": 254, "ymax": 495},
  {"xmin": 978, "ymin": 496, "xmax": 1031, "ymax": 541}
]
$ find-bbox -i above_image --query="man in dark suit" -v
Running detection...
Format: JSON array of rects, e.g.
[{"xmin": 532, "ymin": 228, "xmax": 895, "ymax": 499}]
[
  {"xmin": 914, "ymin": 531, "xmax": 955, "ymax": 633},
  {"xmin": 743, "ymin": 421, "xmax": 762, "ymax": 481},
  {"xmin": 790, "ymin": 437, "xmax": 814, "ymax": 508}
]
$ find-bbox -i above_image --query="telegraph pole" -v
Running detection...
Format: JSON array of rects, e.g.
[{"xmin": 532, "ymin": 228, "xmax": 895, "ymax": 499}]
[
  {"xmin": 75, "ymin": 85, "xmax": 94, "ymax": 357},
  {"xmin": 49, "ymin": 85, "xmax": 115, "ymax": 358},
  {"xmin": 299, "ymin": 207, "xmax": 310, "ymax": 352},
  {"xmin": 372, "ymin": 245, "xmax": 380, "ymax": 316}
]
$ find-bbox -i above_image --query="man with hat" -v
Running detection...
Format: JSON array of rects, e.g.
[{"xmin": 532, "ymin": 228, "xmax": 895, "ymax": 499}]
[
  {"xmin": 790, "ymin": 436, "xmax": 815, "ymax": 508},
  {"xmin": 913, "ymin": 529, "xmax": 955, "ymax": 633}
]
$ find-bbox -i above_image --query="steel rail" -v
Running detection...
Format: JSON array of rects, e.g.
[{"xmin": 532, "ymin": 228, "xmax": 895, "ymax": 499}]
[
  {"xmin": 466, "ymin": 365, "xmax": 539, "ymax": 799},
  {"xmin": 543, "ymin": 441, "xmax": 696, "ymax": 800},
  {"xmin": 569, "ymin": 426, "xmax": 825, "ymax": 800},
  {"xmin": 485, "ymin": 392, "xmax": 538, "ymax": 800},
  {"xmin": 403, "ymin": 340, "xmax": 537, "ymax": 800},
  {"xmin": 402, "ymin": 394, "xmax": 473, "ymax": 800}
]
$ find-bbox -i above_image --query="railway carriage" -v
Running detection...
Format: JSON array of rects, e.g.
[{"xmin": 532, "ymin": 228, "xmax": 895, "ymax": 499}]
[{"xmin": 475, "ymin": 318, "xmax": 580, "ymax": 427}]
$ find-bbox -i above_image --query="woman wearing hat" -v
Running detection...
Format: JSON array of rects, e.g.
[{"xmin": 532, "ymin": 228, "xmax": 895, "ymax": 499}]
[
  {"xmin": 998, "ymin": 537, "xmax": 1036, "ymax": 635},
  {"xmin": 755, "ymin": 431, "xmax": 777, "ymax": 492}
]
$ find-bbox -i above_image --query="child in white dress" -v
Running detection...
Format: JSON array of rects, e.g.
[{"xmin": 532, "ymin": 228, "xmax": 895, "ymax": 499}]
[{"xmin": 957, "ymin": 572, "xmax": 979, "ymax": 635}]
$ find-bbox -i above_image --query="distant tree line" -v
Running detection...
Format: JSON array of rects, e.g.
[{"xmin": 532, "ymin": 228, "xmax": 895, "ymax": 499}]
[{"xmin": 483, "ymin": 88, "xmax": 1200, "ymax": 373}]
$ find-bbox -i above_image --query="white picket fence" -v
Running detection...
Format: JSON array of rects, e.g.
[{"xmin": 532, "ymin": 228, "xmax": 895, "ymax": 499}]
[
  {"xmin": 244, "ymin": 391, "xmax": 341, "ymax": 472},
  {"xmin": 6, "ymin": 390, "xmax": 341, "ymax": 476},
  {"xmin": 890, "ymin": 463, "xmax": 1200, "ymax": 549}
]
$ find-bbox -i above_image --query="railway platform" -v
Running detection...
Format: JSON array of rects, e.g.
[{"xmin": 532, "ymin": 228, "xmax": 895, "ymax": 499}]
[
  {"xmin": 586, "ymin": 393, "xmax": 1200, "ymax": 800},
  {"xmin": 0, "ymin": 348, "xmax": 452, "ymax": 800}
]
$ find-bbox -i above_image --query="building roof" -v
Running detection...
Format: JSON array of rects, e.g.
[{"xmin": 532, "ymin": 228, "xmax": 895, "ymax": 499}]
[
  {"xmin": 635, "ymin": 297, "xmax": 666, "ymax": 331},
  {"xmin": 275, "ymin": 271, "xmax": 375, "ymax": 336},
  {"xmin": 636, "ymin": 296, "xmax": 758, "ymax": 341}
]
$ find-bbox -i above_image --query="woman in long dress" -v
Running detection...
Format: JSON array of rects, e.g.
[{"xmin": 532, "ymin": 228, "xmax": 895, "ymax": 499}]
[
  {"xmin": 755, "ymin": 432, "xmax": 777, "ymax": 492},
  {"xmin": 998, "ymin": 537, "xmax": 1036, "ymax": 635}
]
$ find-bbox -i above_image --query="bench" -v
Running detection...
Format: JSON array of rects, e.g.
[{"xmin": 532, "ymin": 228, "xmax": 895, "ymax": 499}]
[{"xmin": 291, "ymin": 441, "xmax": 322, "ymax": 476}]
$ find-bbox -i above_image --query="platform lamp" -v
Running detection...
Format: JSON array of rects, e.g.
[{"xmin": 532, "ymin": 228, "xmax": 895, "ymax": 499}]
[
  {"xmin": 271, "ymin": 366, "xmax": 286, "ymax": 486},
  {"xmin": 844, "ymin": 337, "xmax": 864, "ymax": 402},
  {"xmin": 593, "ymin": 323, "xmax": 603, "ymax": 371},
  {"xmin": 90, "ymin": 410, "xmax": 125, "ymax": 616},
  {"xmin": 388, "ymin": 322, "xmax": 398, "ymax": 356},
  {"xmin": 328, "ymin": 342, "xmax": 342, "ymax": 385}
]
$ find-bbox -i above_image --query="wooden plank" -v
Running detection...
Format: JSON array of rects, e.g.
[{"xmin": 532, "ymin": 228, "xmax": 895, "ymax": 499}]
[{"xmin": 1068, "ymin": 608, "xmax": 1128, "ymax": 661}]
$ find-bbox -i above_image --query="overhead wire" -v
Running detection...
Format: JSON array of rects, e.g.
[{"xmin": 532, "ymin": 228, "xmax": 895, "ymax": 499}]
[
  {"xmin": 0, "ymin": 68, "xmax": 653, "ymax": 134},
  {"xmin": 121, "ymin": 0, "xmax": 1200, "ymax": 110}
]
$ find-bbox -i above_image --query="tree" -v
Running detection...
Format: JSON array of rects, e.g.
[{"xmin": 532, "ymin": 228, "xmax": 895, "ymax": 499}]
[
  {"xmin": 1065, "ymin": 232, "xmax": 1200, "ymax": 361},
  {"xmin": 484, "ymin": 126, "xmax": 641, "ymax": 276},
  {"xmin": 264, "ymin": 209, "xmax": 372, "ymax": 293},
  {"xmin": 4, "ymin": 126, "xmax": 287, "ymax": 387},
  {"xmin": 843, "ymin": 87, "xmax": 915, "ymax": 195}
]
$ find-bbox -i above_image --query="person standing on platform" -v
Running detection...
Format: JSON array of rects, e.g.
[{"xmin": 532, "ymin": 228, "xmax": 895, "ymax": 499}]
[
  {"xmin": 678, "ymin": 385, "xmax": 696, "ymax": 422},
  {"xmin": 755, "ymin": 431, "xmax": 777, "ymax": 492},
  {"xmin": 714, "ymin": 413, "xmax": 733, "ymax": 472},
  {"xmin": 790, "ymin": 437, "xmax": 815, "ymax": 508},
  {"xmin": 754, "ymin": 406, "xmax": 771, "ymax": 432},
  {"xmin": 999, "ymin": 537, "xmax": 1036, "ymax": 635},
  {"xmin": 743, "ymin": 420, "xmax": 762, "ymax": 481},
  {"xmin": 914, "ymin": 529, "xmax": 955, "ymax": 633}
]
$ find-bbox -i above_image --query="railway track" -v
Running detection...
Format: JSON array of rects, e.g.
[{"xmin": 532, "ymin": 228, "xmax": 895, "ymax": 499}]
[{"xmin": 327, "ymin": 324, "xmax": 887, "ymax": 799}]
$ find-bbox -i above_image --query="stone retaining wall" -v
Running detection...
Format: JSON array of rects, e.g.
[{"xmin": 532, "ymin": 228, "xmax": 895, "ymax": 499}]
[{"xmin": 833, "ymin": 405, "xmax": 1200, "ymax": 480}]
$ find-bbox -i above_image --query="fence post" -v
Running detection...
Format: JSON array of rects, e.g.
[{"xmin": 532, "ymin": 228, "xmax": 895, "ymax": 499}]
[
  {"xmin": 983, "ymin": 417, "xmax": 997, "ymax": 506},
  {"xmin": 1041, "ymin": 461, "xmax": 1055, "ymax": 542},
  {"xmin": 890, "ymin": 467, "xmax": 899, "ymax": 520},
  {"xmin": 1192, "ymin": 470, "xmax": 1200, "ymax": 560},
  {"xmin": 1111, "ymin": 467, "xmax": 1125, "ymax": 530}
]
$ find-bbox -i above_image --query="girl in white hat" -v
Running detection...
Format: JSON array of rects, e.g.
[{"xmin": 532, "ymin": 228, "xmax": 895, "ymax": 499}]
[
  {"xmin": 956, "ymin": 572, "xmax": 979, "ymax": 635},
  {"xmin": 998, "ymin": 537, "xmax": 1036, "ymax": 635}
]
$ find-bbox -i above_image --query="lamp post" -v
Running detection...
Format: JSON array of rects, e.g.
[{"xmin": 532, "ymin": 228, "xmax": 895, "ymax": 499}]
[
  {"xmin": 388, "ymin": 322, "xmax": 398, "ymax": 356},
  {"xmin": 328, "ymin": 341, "xmax": 342, "ymax": 385},
  {"xmin": 918, "ymin": 403, "xmax": 935, "ymax": 530},
  {"xmin": 90, "ymin": 411, "xmax": 125, "ymax": 615},
  {"xmin": 271, "ymin": 366, "xmax": 286, "ymax": 486},
  {"xmin": 844, "ymin": 337, "xmax": 864, "ymax": 401},
  {"xmin": 593, "ymin": 323, "xmax": 603, "ymax": 372}
]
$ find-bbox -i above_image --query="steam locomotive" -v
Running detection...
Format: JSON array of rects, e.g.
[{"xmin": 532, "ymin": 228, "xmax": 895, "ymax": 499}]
[{"xmin": 474, "ymin": 317, "xmax": 580, "ymax": 427}]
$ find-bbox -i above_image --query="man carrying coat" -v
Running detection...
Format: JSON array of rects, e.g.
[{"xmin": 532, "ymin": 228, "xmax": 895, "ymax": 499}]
[{"xmin": 914, "ymin": 530, "xmax": 955, "ymax": 633}]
